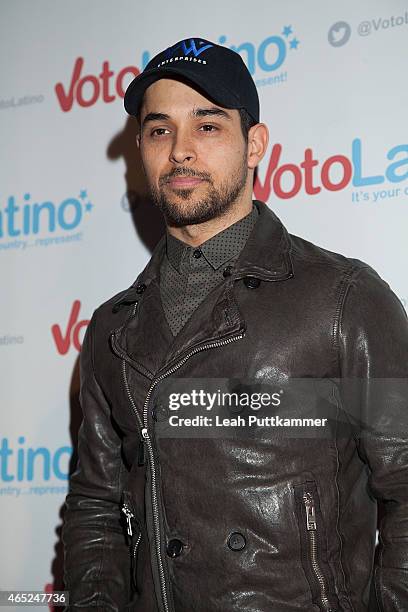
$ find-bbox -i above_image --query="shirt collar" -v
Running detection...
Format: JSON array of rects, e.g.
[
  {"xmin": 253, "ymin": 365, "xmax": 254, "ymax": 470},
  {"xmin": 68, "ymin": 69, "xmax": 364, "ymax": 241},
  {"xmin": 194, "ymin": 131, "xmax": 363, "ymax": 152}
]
[{"xmin": 165, "ymin": 203, "xmax": 259, "ymax": 273}]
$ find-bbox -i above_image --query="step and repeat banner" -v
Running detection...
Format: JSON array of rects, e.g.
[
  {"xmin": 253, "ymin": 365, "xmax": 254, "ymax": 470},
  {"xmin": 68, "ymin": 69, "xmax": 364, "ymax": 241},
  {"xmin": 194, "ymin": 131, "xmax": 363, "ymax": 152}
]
[{"xmin": 1, "ymin": 0, "xmax": 407, "ymax": 606}]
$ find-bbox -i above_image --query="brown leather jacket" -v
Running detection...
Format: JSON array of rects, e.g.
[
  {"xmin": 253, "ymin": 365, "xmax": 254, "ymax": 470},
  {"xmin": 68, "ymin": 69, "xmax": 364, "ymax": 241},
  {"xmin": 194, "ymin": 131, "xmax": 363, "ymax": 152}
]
[{"xmin": 62, "ymin": 200, "xmax": 408, "ymax": 611}]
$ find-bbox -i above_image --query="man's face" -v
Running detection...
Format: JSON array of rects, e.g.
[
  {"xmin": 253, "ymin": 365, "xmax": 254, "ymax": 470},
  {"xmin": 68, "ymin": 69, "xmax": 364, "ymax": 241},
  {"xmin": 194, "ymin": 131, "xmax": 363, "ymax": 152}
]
[{"xmin": 137, "ymin": 78, "xmax": 250, "ymax": 227}]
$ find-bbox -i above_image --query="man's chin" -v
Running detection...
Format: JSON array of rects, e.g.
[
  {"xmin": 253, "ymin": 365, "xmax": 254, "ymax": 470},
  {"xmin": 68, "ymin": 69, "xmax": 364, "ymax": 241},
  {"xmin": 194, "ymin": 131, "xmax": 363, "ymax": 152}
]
[
  {"xmin": 161, "ymin": 208, "xmax": 210, "ymax": 227},
  {"xmin": 157, "ymin": 199, "xmax": 217, "ymax": 227},
  {"xmin": 150, "ymin": 180, "xmax": 245, "ymax": 226},
  {"xmin": 156, "ymin": 189, "xmax": 202, "ymax": 212},
  {"xmin": 164, "ymin": 182, "xmax": 207, "ymax": 203}
]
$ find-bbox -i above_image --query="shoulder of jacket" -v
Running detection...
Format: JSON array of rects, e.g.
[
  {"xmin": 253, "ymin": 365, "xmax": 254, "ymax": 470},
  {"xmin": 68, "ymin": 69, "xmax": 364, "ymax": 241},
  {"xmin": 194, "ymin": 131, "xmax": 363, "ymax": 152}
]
[
  {"xmin": 285, "ymin": 231, "xmax": 403, "ymax": 321},
  {"xmin": 288, "ymin": 230, "xmax": 373, "ymax": 278},
  {"xmin": 91, "ymin": 234, "xmax": 167, "ymax": 321},
  {"xmin": 96, "ymin": 282, "xmax": 140, "ymax": 319},
  {"xmin": 339, "ymin": 261, "xmax": 406, "ymax": 321},
  {"xmin": 84, "ymin": 276, "xmax": 143, "ymax": 336}
]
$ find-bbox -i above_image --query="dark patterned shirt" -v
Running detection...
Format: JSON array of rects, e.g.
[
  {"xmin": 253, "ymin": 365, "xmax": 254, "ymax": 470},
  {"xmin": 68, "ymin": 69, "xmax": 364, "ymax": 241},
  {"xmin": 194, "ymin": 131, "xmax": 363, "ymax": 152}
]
[{"xmin": 159, "ymin": 202, "xmax": 259, "ymax": 336}]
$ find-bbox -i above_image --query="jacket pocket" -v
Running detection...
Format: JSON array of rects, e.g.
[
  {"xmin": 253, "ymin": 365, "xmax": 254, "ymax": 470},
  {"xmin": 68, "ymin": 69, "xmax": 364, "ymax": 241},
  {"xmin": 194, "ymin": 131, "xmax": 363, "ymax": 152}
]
[
  {"xmin": 293, "ymin": 481, "xmax": 342, "ymax": 612},
  {"xmin": 121, "ymin": 489, "xmax": 142, "ymax": 593}
]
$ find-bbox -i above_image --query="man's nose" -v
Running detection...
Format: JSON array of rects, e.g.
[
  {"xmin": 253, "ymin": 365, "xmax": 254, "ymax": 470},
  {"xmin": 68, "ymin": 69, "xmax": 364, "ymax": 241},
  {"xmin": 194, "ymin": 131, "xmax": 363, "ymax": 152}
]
[{"xmin": 169, "ymin": 130, "xmax": 197, "ymax": 165}]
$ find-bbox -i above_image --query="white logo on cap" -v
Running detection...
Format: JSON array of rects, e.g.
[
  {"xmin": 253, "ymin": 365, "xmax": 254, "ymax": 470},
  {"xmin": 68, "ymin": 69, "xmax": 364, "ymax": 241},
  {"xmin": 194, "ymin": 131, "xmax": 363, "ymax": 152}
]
[{"xmin": 157, "ymin": 57, "xmax": 207, "ymax": 67}]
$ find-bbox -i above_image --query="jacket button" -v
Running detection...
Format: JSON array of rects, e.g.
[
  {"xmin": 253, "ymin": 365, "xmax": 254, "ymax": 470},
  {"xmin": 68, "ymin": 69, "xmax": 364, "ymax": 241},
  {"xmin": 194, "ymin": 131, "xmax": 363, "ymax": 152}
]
[
  {"xmin": 135, "ymin": 283, "xmax": 146, "ymax": 294},
  {"xmin": 223, "ymin": 265, "xmax": 233, "ymax": 277},
  {"xmin": 193, "ymin": 249, "xmax": 202, "ymax": 258},
  {"xmin": 166, "ymin": 538, "xmax": 183, "ymax": 558},
  {"xmin": 227, "ymin": 532, "xmax": 246, "ymax": 551},
  {"xmin": 243, "ymin": 276, "xmax": 260, "ymax": 289}
]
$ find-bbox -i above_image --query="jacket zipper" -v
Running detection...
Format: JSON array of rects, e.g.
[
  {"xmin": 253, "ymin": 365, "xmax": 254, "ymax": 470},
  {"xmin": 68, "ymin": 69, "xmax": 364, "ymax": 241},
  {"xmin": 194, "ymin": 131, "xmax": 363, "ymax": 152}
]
[
  {"xmin": 303, "ymin": 492, "xmax": 332, "ymax": 611},
  {"xmin": 121, "ymin": 495, "xmax": 142, "ymax": 585},
  {"xmin": 119, "ymin": 330, "xmax": 245, "ymax": 612},
  {"xmin": 121, "ymin": 501, "xmax": 135, "ymax": 537}
]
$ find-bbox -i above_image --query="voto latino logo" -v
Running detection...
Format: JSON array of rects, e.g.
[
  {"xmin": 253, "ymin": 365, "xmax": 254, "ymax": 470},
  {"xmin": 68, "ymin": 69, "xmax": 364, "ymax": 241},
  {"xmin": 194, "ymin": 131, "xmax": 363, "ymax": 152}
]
[
  {"xmin": 0, "ymin": 436, "xmax": 72, "ymax": 497},
  {"xmin": 254, "ymin": 138, "xmax": 408, "ymax": 202},
  {"xmin": 0, "ymin": 189, "xmax": 94, "ymax": 251},
  {"xmin": 55, "ymin": 29, "xmax": 300, "ymax": 112},
  {"xmin": 216, "ymin": 28, "xmax": 300, "ymax": 88},
  {"xmin": 52, "ymin": 300, "xmax": 89, "ymax": 356}
]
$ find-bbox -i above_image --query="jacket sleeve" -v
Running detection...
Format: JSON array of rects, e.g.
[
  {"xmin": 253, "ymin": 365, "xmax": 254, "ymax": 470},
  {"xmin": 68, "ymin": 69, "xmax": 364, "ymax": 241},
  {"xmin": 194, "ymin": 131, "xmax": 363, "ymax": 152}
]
[
  {"xmin": 338, "ymin": 264, "xmax": 408, "ymax": 611},
  {"xmin": 62, "ymin": 310, "xmax": 132, "ymax": 610}
]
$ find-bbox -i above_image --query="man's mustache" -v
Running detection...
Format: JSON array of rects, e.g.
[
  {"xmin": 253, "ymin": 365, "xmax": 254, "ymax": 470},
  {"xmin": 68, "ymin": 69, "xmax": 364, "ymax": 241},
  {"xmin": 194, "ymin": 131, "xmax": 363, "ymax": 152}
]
[{"xmin": 161, "ymin": 168, "xmax": 211, "ymax": 184}]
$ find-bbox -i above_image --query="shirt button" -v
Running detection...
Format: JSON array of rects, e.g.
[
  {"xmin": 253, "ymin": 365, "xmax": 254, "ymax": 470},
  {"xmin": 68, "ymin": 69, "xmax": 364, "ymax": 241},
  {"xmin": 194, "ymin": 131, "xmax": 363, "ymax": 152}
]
[
  {"xmin": 166, "ymin": 538, "xmax": 184, "ymax": 558},
  {"xmin": 227, "ymin": 532, "xmax": 246, "ymax": 551},
  {"xmin": 193, "ymin": 249, "xmax": 202, "ymax": 258}
]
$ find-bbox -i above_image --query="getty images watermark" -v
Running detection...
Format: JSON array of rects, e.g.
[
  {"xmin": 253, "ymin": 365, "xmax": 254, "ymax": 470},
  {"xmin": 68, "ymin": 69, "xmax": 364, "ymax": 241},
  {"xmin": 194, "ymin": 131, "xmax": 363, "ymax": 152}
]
[
  {"xmin": 151, "ymin": 377, "xmax": 408, "ymax": 439},
  {"xmin": 166, "ymin": 388, "xmax": 327, "ymax": 429}
]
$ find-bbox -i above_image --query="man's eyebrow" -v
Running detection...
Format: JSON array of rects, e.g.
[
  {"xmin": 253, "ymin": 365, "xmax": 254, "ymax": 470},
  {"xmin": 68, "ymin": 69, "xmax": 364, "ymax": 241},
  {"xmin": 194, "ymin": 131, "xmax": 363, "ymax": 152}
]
[
  {"xmin": 141, "ymin": 107, "xmax": 233, "ymax": 128},
  {"xmin": 141, "ymin": 112, "xmax": 170, "ymax": 128},
  {"xmin": 192, "ymin": 107, "xmax": 233, "ymax": 121}
]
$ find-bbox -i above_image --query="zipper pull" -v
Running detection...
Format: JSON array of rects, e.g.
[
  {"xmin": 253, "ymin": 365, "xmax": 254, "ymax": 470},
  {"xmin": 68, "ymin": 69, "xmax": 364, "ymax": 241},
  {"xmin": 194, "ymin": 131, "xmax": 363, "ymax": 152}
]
[
  {"xmin": 303, "ymin": 492, "xmax": 317, "ymax": 530},
  {"xmin": 138, "ymin": 428, "xmax": 149, "ymax": 466},
  {"xmin": 121, "ymin": 503, "xmax": 135, "ymax": 537}
]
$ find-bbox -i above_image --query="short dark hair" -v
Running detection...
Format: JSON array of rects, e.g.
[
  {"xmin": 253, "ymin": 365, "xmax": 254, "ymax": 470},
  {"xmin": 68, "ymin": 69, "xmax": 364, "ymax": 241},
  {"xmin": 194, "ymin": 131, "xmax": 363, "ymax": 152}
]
[
  {"xmin": 136, "ymin": 104, "xmax": 257, "ymax": 143},
  {"xmin": 238, "ymin": 107, "xmax": 258, "ymax": 143}
]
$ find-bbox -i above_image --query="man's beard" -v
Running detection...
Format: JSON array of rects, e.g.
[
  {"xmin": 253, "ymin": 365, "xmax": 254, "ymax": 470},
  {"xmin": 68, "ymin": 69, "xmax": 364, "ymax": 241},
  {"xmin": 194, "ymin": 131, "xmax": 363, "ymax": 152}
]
[{"xmin": 146, "ymin": 153, "xmax": 248, "ymax": 227}]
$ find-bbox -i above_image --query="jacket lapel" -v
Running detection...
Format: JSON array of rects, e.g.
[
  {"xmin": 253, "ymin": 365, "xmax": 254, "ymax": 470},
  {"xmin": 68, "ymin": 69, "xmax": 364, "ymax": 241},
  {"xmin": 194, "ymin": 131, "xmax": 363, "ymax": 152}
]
[{"xmin": 110, "ymin": 200, "xmax": 294, "ymax": 378}]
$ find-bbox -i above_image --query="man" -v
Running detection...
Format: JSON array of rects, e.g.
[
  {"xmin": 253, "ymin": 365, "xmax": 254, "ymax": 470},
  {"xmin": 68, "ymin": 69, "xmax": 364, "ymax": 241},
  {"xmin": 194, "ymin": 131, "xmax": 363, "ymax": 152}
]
[{"xmin": 62, "ymin": 37, "xmax": 408, "ymax": 611}]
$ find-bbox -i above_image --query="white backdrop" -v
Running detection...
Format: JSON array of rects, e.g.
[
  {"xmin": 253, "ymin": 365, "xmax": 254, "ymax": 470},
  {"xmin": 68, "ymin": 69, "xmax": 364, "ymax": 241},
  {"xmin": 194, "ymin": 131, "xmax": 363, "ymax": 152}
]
[{"xmin": 1, "ymin": 0, "xmax": 407, "ymax": 607}]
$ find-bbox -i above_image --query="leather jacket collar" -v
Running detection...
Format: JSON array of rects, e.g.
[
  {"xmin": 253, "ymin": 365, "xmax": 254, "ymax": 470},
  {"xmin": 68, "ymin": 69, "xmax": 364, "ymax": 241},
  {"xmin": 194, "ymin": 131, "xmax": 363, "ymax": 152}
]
[{"xmin": 112, "ymin": 200, "xmax": 294, "ymax": 313}]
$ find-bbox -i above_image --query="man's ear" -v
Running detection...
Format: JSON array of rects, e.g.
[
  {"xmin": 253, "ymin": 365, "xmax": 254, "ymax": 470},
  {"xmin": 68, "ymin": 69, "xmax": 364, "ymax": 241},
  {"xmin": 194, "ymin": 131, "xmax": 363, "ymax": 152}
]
[
  {"xmin": 136, "ymin": 133, "xmax": 141, "ymax": 148},
  {"xmin": 247, "ymin": 123, "xmax": 269, "ymax": 169}
]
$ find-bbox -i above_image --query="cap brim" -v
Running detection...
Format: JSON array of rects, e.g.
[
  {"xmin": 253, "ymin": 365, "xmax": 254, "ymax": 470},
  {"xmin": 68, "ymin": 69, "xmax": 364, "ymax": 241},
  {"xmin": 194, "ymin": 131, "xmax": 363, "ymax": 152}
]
[{"xmin": 124, "ymin": 65, "xmax": 242, "ymax": 118}]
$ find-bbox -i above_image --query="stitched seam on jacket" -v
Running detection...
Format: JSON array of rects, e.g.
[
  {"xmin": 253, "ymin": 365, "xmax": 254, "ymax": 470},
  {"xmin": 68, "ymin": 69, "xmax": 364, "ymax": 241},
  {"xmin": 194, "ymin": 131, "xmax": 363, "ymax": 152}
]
[
  {"xmin": 374, "ymin": 566, "xmax": 385, "ymax": 612},
  {"xmin": 333, "ymin": 401, "xmax": 356, "ymax": 612},
  {"xmin": 333, "ymin": 264, "xmax": 369, "ymax": 376},
  {"xmin": 332, "ymin": 264, "xmax": 370, "ymax": 610},
  {"xmin": 90, "ymin": 310, "xmax": 124, "ymax": 606}
]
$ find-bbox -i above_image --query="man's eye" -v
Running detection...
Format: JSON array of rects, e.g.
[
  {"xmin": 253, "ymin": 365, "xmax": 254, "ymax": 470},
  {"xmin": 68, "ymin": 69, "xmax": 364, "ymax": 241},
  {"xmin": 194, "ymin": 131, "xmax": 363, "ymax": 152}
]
[
  {"xmin": 151, "ymin": 128, "xmax": 169, "ymax": 136},
  {"xmin": 200, "ymin": 124, "xmax": 217, "ymax": 132}
]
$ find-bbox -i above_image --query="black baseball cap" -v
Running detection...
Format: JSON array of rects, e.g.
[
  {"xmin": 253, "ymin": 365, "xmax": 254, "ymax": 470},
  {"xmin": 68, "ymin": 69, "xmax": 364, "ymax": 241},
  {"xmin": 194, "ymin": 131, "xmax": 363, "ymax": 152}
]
[{"xmin": 124, "ymin": 37, "xmax": 260, "ymax": 123}]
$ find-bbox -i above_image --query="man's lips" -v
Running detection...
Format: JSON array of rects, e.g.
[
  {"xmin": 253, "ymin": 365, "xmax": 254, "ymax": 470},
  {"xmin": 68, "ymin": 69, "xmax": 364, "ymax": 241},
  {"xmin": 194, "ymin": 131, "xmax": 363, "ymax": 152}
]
[{"xmin": 167, "ymin": 177, "xmax": 205, "ymax": 188}]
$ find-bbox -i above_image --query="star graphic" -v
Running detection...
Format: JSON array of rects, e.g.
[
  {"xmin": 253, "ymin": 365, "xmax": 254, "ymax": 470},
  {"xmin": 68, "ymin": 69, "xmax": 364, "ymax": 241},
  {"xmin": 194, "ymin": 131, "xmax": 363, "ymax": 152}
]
[
  {"xmin": 79, "ymin": 189, "xmax": 88, "ymax": 200},
  {"xmin": 290, "ymin": 38, "xmax": 300, "ymax": 49},
  {"xmin": 85, "ymin": 202, "xmax": 94, "ymax": 212},
  {"xmin": 282, "ymin": 25, "xmax": 293, "ymax": 37}
]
